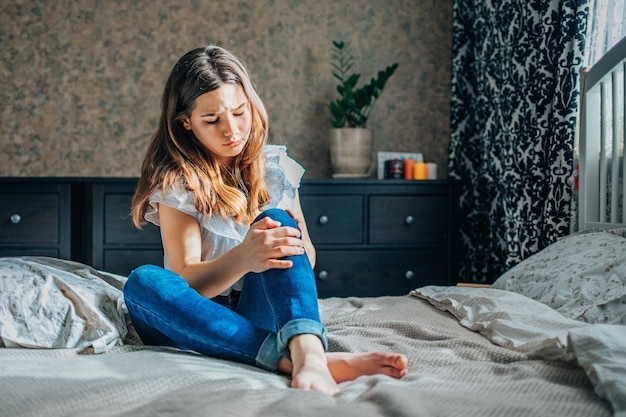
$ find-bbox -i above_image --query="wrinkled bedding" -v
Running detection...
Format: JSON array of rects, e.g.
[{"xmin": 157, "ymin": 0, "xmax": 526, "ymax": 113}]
[
  {"xmin": 569, "ymin": 324, "xmax": 626, "ymax": 417},
  {"xmin": 412, "ymin": 286, "xmax": 626, "ymax": 417},
  {"xmin": 0, "ymin": 297, "xmax": 613, "ymax": 417},
  {"xmin": 0, "ymin": 257, "xmax": 623, "ymax": 416},
  {"xmin": 0, "ymin": 257, "xmax": 128, "ymax": 352}
]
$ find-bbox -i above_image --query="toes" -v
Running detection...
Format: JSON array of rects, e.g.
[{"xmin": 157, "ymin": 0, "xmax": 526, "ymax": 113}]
[
  {"xmin": 380, "ymin": 353, "xmax": 408, "ymax": 369},
  {"xmin": 394, "ymin": 354, "xmax": 409, "ymax": 369},
  {"xmin": 385, "ymin": 365, "xmax": 408, "ymax": 379}
]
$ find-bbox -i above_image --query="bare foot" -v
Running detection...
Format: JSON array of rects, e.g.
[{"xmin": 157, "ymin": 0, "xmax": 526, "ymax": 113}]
[
  {"xmin": 326, "ymin": 351, "xmax": 409, "ymax": 383},
  {"xmin": 288, "ymin": 334, "xmax": 340, "ymax": 395},
  {"xmin": 278, "ymin": 345, "xmax": 409, "ymax": 394}
]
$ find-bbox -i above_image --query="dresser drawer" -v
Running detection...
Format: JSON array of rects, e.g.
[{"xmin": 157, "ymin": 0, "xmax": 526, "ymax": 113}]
[
  {"xmin": 0, "ymin": 182, "xmax": 71, "ymax": 259},
  {"xmin": 104, "ymin": 193, "xmax": 161, "ymax": 245},
  {"xmin": 314, "ymin": 249, "xmax": 449, "ymax": 298},
  {"xmin": 300, "ymin": 195, "xmax": 363, "ymax": 244},
  {"xmin": 89, "ymin": 181, "xmax": 164, "ymax": 272},
  {"xmin": 0, "ymin": 193, "xmax": 60, "ymax": 243},
  {"xmin": 103, "ymin": 249, "xmax": 165, "ymax": 276},
  {"xmin": 369, "ymin": 196, "xmax": 449, "ymax": 245}
]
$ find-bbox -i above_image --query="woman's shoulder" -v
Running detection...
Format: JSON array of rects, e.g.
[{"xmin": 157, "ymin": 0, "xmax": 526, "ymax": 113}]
[
  {"xmin": 263, "ymin": 145, "xmax": 305, "ymax": 209},
  {"xmin": 263, "ymin": 144, "xmax": 305, "ymax": 187},
  {"xmin": 145, "ymin": 182, "xmax": 199, "ymax": 226},
  {"xmin": 263, "ymin": 144, "xmax": 288, "ymax": 157}
]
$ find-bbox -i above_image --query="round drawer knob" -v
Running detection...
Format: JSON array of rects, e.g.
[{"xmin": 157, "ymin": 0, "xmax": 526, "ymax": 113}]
[
  {"xmin": 404, "ymin": 270, "xmax": 414, "ymax": 280},
  {"xmin": 318, "ymin": 215, "xmax": 329, "ymax": 225},
  {"xmin": 317, "ymin": 270, "xmax": 328, "ymax": 280},
  {"xmin": 405, "ymin": 215, "xmax": 414, "ymax": 225},
  {"xmin": 10, "ymin": 214, "xmax": 22, "ymax": 224}
]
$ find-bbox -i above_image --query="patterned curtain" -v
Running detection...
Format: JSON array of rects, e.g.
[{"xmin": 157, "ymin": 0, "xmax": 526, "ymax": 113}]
[{"xmin": 448, "ymin": 1, "xmax": 590, "ymax": 283}]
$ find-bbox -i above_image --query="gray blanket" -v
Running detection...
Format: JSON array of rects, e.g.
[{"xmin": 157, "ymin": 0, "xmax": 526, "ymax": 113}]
[{"xmin": 0, "ymin": 296, "xmax": 612, "ymax": 417}]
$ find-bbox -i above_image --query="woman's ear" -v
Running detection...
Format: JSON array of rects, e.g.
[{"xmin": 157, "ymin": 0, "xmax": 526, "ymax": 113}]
[{"xmin": 181, "ymin": 116, "xmax": 192, "ymax": 130}]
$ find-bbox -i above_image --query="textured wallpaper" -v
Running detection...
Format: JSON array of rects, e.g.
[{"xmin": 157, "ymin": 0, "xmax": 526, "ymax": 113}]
[{"xmin": 0, "ymin": 0, "xmax": 453, "ymax": 178}]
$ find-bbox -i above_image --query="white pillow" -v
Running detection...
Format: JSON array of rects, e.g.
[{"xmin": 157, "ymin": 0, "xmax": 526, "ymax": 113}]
[
  {"xmin": 411, "ymin": 285, "xmax": 588, "ymax": 360},
  {"xmin": 0, "ymin": 257, "xmax": 128, "ymax": 352},
  {"xmin": 492, "ymin": 229, "xmax": 626, "ymax": 325}
]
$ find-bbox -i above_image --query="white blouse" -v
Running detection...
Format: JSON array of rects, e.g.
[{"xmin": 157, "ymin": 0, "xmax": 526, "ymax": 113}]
[{"xmin": 145, "ymin": 145, "xmax": 305, "ymax": 295}]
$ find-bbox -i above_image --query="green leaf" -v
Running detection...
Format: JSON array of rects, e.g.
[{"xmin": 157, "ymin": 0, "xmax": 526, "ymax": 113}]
[{"xmin": 329, "ymin": 40, "xmax": 398, "ymax": 128}]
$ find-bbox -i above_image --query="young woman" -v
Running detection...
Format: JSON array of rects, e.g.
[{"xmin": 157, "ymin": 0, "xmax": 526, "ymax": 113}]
[{"xmin": 124, "ymin": 45, "xmax": 408, "ymax": 395}]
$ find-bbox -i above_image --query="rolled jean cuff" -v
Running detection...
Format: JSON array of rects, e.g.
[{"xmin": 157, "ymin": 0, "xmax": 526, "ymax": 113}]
[
  {"xmin": 255, "ymin": 331, "xmax": 283, "ymax": 372},
  {"xmin": 277, "ymin": 318, "xmax": 329, "ymax": 359}
]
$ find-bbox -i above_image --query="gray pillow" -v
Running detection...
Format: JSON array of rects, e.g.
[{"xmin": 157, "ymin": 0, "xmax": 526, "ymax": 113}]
[{"xmin": 492, "ymin": 229, "xmax": 626, "ymax": 325}]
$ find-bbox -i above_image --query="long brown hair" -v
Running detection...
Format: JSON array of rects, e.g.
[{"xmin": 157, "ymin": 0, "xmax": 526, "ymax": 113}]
[{"xmin": 131, "ymin": 45, "xmax": 270, "ymax": 227}]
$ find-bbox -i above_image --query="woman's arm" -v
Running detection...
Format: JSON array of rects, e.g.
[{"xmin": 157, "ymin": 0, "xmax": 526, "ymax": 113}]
[{"xmin": 158, "ymin": 203, "xmax": 306, "ymax": 298}]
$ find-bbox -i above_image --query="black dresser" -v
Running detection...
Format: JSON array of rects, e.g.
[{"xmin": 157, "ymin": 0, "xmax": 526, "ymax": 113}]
[
  {"xmin": 300, "ymin": 180, "xmax": 460, "ymax": 297},
  {"xmin": 0, "ymin": 178, "xmax": 460, "ymax": 297}
]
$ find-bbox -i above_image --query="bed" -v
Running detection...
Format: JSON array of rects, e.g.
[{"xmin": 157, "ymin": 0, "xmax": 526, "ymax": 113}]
[{"xmin": 1, "ymin": 41, "xmax": 625, "ymax": 417}]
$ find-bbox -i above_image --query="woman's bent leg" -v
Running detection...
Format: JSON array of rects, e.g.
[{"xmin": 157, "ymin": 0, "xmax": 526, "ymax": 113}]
[
  {"xmin": 236, "ymin": 208, "xmax": 327, "ymax": 358},
  {"xmin": 123, "ymin": 265, "xmax": 282, "ymax": 371}
]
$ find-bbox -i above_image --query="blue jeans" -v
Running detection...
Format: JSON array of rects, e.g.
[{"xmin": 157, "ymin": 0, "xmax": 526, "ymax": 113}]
[{"xmin": 123, "ymin": 208, "xmax": 327, "ymax": 372}]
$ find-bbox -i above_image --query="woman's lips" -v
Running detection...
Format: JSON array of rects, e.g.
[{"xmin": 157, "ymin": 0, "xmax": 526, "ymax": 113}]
[{"xmin": 225, "ymin": 139, "xmax": 243, "ymax": 148}]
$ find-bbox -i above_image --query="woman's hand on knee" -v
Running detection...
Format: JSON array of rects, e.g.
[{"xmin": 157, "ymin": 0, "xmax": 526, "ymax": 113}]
[{"xmin": 239, "ymin": 217, "xmax": 304, "ymax": 272}]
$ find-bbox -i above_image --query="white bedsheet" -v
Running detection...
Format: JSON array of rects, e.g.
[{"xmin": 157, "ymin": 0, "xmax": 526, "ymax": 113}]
[
  {"xmin": 412, "ymin": 286, "xmax": 626, "ymax": 416},
  {"xmin": 569, "ymin": 324, "xmax": 626, "ymax": 417}
]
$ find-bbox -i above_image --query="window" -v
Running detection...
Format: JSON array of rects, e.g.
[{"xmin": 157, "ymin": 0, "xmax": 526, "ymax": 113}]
[
  {"xmin": 580, "ymin": 0, "xmax": 625, "ymax": 224},
  {"xmin": 584, "ymin": 0, "xmax": 626, "ymax": 67}
]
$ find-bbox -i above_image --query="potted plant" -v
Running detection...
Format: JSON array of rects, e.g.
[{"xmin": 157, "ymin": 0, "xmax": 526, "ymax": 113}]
[{"xmin": 328, "ymin": 40, "xmax": 398, "ymax": 177}]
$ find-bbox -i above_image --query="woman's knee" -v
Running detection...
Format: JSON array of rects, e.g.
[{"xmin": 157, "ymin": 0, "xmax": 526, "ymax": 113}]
[
  {"xmin": 124, "ymin": 264, "xmax": 182, "ymax": 301},
  {"xmin": 254, "ymin": 208, "xmax": 296, "ymax": 228},
  {"xmin": 126, "ymin": 265, "xmax": 161, "ymax": 290}
]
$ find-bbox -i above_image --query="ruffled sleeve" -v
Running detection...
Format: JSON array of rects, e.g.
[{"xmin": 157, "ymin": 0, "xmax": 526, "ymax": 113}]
[
  {"xmin": 145, "ymin": 185, "xmax": 199, "ymax": 228},
  {"xmin": 263, "ymin": 144, "xmax": 305, "ymax": 210},
  {"xmin": 145, "ymin": 185, "xmax": 246, "ymax": 275}
]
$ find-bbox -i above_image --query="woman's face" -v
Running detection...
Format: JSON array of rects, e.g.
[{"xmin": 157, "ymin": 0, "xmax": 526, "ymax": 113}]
[{"xmin": 181, "ymin": 84, "xmax": 252, "ymax": 166}]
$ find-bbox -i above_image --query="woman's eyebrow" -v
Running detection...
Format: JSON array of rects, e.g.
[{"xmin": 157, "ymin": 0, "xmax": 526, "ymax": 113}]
[{"xmin": 200, "ymin": 102, "xmax": 248, "ymax": 118}]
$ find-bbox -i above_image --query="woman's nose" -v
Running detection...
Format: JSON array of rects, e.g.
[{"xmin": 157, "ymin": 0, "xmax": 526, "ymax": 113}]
[{"xmin": 223, "ymin": 114, "xmax": 240, "ymax": 138}]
